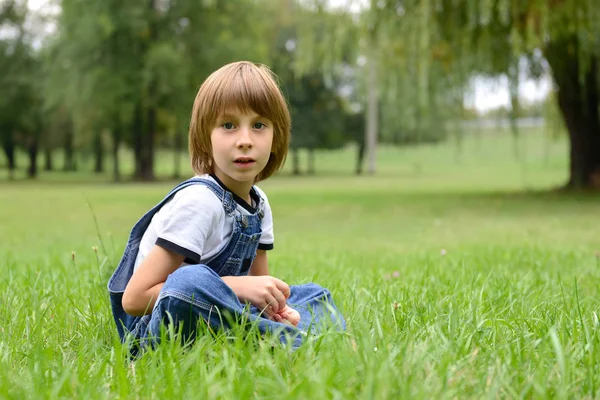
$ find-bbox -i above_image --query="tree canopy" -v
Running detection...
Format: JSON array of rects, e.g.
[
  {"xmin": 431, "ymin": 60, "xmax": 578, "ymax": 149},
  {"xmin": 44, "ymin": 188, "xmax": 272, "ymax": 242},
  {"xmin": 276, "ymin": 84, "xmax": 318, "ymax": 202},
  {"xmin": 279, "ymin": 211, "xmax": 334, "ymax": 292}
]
[
  {"xmin": 1, "ymin": 0, "xmax": 598, "ymax": 188},
  {"xmin": 296, "ymin": 0, "xmax": 600, "ymax": 188}
]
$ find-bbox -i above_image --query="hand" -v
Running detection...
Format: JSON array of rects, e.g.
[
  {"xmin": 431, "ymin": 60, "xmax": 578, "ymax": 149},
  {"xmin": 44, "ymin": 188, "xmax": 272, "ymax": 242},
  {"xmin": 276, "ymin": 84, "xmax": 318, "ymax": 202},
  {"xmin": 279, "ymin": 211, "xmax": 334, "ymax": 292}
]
[
  {"xmin": 273, "ymin": 305, "xmax": 300, "ymax": 327},
  {"xmin": 222, "ymin": 275, "xmax": 290, "ymax": 318}
]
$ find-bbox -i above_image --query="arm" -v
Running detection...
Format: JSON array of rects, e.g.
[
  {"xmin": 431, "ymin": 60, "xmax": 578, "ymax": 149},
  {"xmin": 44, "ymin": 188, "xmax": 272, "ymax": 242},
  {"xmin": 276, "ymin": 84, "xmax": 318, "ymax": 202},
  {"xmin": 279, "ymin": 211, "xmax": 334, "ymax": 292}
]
[
  {"xmin": 248, "ymin": 249, "xmax": 269, "ymax": 276},
  {"xmin": 122, "ymin": 245, "xmax": 185, "ymax": 316},
  {"xmin": 122, "ymin": 186, "xmax": 214, "ymax": 316}
]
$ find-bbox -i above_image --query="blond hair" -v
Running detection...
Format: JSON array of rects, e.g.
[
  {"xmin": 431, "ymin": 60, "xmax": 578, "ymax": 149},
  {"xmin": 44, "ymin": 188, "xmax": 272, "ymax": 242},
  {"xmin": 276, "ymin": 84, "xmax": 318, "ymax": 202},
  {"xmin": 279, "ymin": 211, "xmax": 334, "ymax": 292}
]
[{"xmin": 189, "ymin": 61, "xmax": 291, "ymax": 182}]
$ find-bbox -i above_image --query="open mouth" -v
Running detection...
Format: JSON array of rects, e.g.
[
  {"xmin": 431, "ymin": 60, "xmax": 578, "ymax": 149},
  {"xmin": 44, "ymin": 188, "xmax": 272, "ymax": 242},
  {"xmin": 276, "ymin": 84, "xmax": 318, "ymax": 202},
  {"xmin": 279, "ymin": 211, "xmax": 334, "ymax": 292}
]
[{"xmin": 234, "ymin": 157, "xmax": 255, "ymax": 165}]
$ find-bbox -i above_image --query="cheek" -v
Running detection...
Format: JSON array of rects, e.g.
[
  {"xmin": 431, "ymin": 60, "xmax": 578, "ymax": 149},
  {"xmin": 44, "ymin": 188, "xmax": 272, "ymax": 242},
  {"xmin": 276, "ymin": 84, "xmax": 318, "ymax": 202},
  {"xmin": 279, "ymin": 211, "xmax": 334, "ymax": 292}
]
[
  {"xmin": 209, "ymin": 132, "xmax": 217, "ymax": 149},
  {"xmin": 267, "ymin": 131, "xmax": 275, "ymax": 149},
  {"xmin": 210, "ymin": 134, "xmax": 224, "ymax": 150},
  {"xmin": 209, "ymin": 142, "xmax": 217, "ymax": 157}
]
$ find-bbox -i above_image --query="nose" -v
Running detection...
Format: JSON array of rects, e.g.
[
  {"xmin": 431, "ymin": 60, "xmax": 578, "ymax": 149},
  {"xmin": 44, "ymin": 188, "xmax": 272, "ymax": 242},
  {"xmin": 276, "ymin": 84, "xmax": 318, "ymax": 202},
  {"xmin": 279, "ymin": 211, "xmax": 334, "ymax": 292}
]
[{"xmin": 236, "ymin": 126, "xmax": 253, "ymax": 149}]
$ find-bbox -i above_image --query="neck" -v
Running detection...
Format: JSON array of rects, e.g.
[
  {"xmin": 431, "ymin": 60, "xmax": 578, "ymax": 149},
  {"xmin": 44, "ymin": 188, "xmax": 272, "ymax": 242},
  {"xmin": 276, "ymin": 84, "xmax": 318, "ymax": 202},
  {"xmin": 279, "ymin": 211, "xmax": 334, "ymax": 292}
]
[{"xmin": 212, "ymin": 170, "xmax": 253, "ymax": 202}]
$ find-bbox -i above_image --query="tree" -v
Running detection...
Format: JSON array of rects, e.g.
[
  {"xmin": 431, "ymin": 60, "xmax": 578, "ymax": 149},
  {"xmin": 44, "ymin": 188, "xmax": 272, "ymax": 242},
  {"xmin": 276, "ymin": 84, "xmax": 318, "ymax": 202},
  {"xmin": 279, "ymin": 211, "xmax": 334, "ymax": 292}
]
[
  {"xmin": 297, "ymin": 0, "xmax": 600, "ymax": 189},
  {"xmin": 263, "ymin": 1, "xmax": 357, "ymax": 175},
  {"xmin": 287, "ymin": 73, "xmax": 348, "ymax": 174},
  {"xmin": 431, "ymin": 0, "xmax": 600, "ymax": 189},
  {"xmin": 47, "ymin": 0, "xmax": 274, "ymax": 181},
  {"xmin": 345, "ymin": 111, "xmax": 366, "ymax": 175},
  {"xmin": 295, "ymin": 0, "xmax": 463, "ymax": 174},
  {"xmin": 0, "ymin": 0, "xmax": 44, "ymax": 179},
  {"xmin": 0, "ymin": 1, "xmax": 24, "ymax": 179}
]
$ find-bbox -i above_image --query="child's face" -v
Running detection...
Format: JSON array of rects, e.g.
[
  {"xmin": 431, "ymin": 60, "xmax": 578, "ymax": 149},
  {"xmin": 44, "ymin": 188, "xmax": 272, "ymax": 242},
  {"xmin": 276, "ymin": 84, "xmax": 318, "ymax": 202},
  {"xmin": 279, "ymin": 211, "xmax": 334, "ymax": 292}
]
[{"xmin": 211, "ymin": 108, "xmax": 274, "ymax": 190}]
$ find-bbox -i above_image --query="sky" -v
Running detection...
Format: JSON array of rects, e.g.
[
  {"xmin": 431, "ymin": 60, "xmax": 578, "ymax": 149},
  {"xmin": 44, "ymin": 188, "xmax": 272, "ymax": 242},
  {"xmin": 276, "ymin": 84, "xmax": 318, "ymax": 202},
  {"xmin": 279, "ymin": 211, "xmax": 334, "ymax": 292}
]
[
  {"xmin": 25, "ymin": 0, "xmax": 552, "ymax": 113},
  {"xmin": 28, "ymin": 0, "xmax": 47, "ymax": 9},
  {"xmin": 466, "ymin": 74, "xmax": 552, "ymax": 112}
]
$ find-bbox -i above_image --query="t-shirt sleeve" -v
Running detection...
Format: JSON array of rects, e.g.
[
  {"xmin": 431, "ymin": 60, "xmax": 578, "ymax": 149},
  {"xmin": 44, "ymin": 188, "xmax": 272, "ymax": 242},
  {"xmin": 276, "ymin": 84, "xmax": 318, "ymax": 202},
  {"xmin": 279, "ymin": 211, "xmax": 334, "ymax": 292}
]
[
  {"xmin": 255, "ymin": 186, "xmax": 274, "ymax": 251},
  {"xmin": 155, "ymin": 185, "xmax": 221, "ymax": 264}
]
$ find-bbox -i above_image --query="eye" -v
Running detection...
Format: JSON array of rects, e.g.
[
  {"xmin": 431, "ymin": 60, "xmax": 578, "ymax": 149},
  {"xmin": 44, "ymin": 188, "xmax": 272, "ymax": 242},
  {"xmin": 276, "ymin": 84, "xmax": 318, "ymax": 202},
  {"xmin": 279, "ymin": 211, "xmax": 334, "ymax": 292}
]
[
  {"xmin": 222, "ymin": 122, "xmax": 235, "ymax": 130},
  {"xmin": 253, "ymin": 122, "xmax": 266, "ymax": 129}
]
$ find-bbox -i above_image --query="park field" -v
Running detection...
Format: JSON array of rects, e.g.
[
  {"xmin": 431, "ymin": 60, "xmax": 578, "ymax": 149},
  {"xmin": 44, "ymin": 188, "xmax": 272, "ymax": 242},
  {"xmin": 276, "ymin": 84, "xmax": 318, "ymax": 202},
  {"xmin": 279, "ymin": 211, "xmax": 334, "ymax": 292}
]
[{"xmin": 1, "ymin": 129, "xmax": 600, "ymax": 398}]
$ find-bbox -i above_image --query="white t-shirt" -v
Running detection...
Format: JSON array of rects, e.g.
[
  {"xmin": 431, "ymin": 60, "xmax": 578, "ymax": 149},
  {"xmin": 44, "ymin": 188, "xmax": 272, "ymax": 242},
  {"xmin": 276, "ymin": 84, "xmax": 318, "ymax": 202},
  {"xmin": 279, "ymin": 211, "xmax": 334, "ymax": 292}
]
[{"xmin": 133, "ymin": 174, "xmax": 274, "ymax": 272}]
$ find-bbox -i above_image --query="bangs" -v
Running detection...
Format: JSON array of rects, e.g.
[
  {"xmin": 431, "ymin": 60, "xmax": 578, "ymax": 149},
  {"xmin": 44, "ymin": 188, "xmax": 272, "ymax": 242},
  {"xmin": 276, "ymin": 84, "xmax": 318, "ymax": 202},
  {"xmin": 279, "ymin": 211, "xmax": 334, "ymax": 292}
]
[{"xmin": 208, "ymin": 64, "xmax": 282, "ymax": 122}]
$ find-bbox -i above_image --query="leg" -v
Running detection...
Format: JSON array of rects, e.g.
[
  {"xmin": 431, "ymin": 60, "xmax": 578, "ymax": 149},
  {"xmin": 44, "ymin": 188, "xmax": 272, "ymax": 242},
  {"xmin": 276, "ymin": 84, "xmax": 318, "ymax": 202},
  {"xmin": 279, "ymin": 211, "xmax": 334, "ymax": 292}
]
[
  {"xmin": 287, "ymin": 283, "xmax": 346, "ymax": 333},
  {"xmin": 144, "ymin": 265, "xmax": 299, "ymax": 346}
]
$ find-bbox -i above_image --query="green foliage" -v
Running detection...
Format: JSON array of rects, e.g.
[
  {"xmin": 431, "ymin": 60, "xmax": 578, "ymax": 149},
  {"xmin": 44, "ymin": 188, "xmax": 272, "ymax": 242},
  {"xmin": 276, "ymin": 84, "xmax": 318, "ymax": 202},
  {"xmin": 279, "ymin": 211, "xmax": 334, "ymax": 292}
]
[
  {"xmin": 295, "ymin": 0, "xmax": 465, "ymax": 147},
  {"xmin": 288, "ymin": 74, "xmax": 347, "ymax": 150},
  {"xmin": 266, "ymin": 2, "xmax": 359, "ymax": 152},
  {"xmin": 45, "ymin": 0, "xmax": 146, "ymax": 150},
  {"xmin": 293, "ymin": 0, "xmax": 600, "ymax": 187},
  {"xmin": 0, "ymin": 1, "xmax": 43, "ymax": 163},
  {"xmin": 38, "ymin": 0, "xmax": 281, "ymax": 177},
  {"xmin": 4, "ymin": 0, "xmax": 598, "ymax": 181}
]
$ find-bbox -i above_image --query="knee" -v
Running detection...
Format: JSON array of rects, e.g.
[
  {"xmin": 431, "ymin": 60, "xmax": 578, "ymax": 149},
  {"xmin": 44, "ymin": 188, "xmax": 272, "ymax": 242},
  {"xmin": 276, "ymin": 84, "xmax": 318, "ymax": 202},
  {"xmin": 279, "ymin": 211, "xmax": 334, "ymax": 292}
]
[
  {"xmin": 306, "ymin": 283, "xmax": 331, "ymax": 299},
  {"xmin": 162, "ymin": 264, "xmax": 219, "ymax": 293},
  {"xmin": 308, "ymin": 283, "xmax": 331, "ymax": 295},
  {"xmin": 161, "ymin": 265, "xmax": 237, "ymax": 307},
  {"xmin": 290, "ymin": 283, "xmax": 332, "ymax": 303}
]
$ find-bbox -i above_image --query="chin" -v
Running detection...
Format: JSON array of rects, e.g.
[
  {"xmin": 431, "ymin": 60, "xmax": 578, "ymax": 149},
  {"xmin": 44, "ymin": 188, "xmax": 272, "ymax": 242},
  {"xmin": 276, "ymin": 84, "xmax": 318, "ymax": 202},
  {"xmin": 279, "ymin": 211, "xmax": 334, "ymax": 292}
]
[{"xmin": 229, "ymin": 172, "xmax": 256, "ymax": 183}]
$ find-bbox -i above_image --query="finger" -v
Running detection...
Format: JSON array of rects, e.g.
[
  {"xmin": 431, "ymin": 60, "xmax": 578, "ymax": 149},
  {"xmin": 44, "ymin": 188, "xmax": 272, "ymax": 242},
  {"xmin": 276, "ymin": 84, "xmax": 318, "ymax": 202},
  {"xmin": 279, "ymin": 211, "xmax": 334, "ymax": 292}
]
[
  {"xmin": 260, "ymin": 295, "xmax": 278, "ymax": 318},
  {"xmin": 271, "ymin": 289, "xmax": 287, "ymax": 313},
  {"xmin": 260, "ymin": 304, "xmax": 275, "ymax": 318},
  {"xmin": 271, "ymin": 314, "xmax": 283, "ymax": 323},
  {"xmin": 272, "ymin": 278, "xmax": 291, "ymax": 299},
  {"xmin": 278, "ymin": 306, "xmax": 290, "ymax": 319}
]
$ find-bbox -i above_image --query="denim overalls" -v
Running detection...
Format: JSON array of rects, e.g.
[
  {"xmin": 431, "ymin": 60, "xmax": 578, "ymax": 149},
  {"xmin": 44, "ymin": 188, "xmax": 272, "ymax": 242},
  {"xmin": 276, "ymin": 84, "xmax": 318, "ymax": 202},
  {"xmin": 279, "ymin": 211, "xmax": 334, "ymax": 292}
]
[{"xmin": 108, "ymin": 177, "xmax": 345, "ymax": 350}]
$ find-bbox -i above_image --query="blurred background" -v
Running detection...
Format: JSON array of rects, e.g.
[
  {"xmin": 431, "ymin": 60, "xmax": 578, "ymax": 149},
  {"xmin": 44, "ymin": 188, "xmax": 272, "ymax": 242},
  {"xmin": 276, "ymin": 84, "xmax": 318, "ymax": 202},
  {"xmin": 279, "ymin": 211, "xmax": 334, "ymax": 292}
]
[{"xmin": 0, "ymin": 0, "xmax": 598, "ymax": 190}]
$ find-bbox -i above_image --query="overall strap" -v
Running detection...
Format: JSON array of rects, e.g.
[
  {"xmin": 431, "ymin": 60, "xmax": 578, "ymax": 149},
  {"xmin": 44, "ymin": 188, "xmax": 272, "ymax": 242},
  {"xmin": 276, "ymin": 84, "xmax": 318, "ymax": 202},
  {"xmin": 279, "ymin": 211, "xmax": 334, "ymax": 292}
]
[
  {"xmin": 166, "ymin": 177, "xmax": 237, "ymax": 215},
  {"xmin": 123, "ymin": 178, "xmax": 233, "ymax": 245}
]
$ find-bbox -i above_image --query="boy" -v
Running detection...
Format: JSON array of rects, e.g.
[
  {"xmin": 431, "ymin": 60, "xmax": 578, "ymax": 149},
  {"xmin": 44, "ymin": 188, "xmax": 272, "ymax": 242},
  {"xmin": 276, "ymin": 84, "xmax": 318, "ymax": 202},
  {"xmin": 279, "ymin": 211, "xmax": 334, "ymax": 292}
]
[{"xmin": 108, "ymin": 61, "xmax": 345, "ymax": 349}]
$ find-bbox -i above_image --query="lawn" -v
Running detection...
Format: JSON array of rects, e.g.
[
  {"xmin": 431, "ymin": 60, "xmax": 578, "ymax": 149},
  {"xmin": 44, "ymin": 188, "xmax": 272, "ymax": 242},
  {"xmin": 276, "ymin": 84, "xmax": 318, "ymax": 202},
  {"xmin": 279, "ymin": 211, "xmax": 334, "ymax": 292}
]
[{"xmin": 1, "ymin": 128, "xmax": 600, "ymax": 398}]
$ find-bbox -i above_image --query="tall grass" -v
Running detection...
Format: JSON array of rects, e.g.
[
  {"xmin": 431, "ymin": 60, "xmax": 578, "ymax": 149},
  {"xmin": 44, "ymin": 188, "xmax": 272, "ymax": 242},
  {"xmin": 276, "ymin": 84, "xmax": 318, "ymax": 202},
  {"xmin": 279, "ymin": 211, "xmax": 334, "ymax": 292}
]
[{"xmin": 1, "ymin": 128, "xmax": 599, "ymax": 398}]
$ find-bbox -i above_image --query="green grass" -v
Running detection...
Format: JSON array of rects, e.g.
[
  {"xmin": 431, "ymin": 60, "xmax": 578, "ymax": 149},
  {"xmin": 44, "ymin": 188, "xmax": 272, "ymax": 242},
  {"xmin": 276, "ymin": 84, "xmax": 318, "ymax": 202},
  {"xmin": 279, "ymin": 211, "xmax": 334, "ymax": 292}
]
[{"xmin": 2, "ymin": 128, "xmax": 600, "ymax": 398}]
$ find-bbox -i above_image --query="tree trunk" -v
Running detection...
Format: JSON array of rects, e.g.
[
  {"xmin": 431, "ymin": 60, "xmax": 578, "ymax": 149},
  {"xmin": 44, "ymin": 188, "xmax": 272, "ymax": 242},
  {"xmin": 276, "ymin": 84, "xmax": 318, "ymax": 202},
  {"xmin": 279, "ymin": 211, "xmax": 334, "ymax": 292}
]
[
  {"xmin": 112, "ymin": 123, "xmax": 121, "ymax": 182},
  {"xmin": 2, "ymin": 132, "xmax": 16, "ymax": 180},
  {"xmin": 292, "ymin": 147, "xmax": 300, "ymax": 175},
  {"xmin": 94, "ymin": 130, "xmax": 104, "ymax": 173},
  {"xmin": 139, "ymin": 105, "xmax": 156, "ymax": 181},
  {"xmin": 365, "ymin": 55, "xmax": 379, "ymax": 175},
  {"xmin": 508, "ymin": 61, "xmax": 521, "ymax": 161},
  {"xmin": 131, "ymin": 103, "xmax": 155, "ymax": 181},
  {"xmin": 27, "ymin": 136, "xmax": 38, "ymax": 179},
  {"xmin": 545, "ymin": 39, "xmax": 600, "ymax": 189},
  {"xmin": 355, "ymin": 141, "xmax": 365, "ymax": 175},
  {"xmin": 113, "ymin": 141, "xmax": 121, "ymax": 182},
  {"xmin": 453, "ymin": 81, "xmax": 465, "ymax": 164},
  {"xmin": 44, "ymin": 146, "xmax": 53, "ymax": 171},
  {"xmin": 134, "ymin": 0, "xmax": 158, "ymax": 182},
  {"xmin": 133, "ymin": 103, "xmax": 143, "ymax": 179},
  {"xmin": 307, "ymin": 148, "xmax": 315, "ymax": 175},
  {"xmin": 63, "ymin": 122, "xmax": 76, "ymax": 172},
  {"xmin": 173, "ymin": 131, "xmax": 182, "ymax": 179}
]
